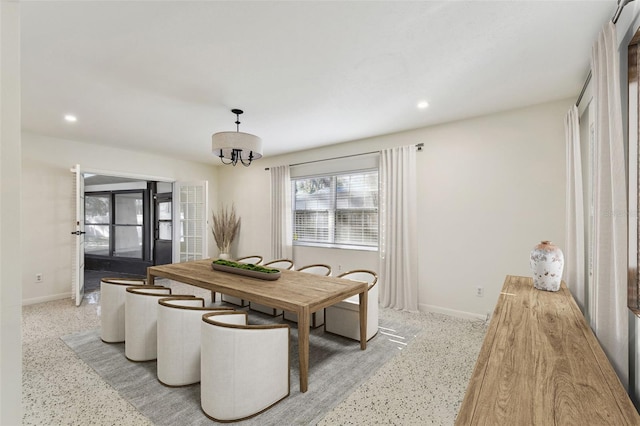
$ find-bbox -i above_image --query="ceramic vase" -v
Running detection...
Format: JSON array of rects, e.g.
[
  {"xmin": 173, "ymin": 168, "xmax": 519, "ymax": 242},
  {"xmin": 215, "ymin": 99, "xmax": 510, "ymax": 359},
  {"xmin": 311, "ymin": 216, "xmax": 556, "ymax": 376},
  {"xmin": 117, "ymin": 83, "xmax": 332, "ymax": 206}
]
[{"xmin": 529, "ymin": 241, "xmax": 564, "ymax": 292}]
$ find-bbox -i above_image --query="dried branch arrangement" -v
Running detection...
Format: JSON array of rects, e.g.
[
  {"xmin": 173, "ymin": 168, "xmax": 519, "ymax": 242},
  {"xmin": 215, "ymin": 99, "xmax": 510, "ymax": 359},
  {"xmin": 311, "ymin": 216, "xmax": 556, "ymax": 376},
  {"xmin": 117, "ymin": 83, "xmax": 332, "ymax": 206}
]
[{"xmin": 212, "ymin": 204, "xmax": 241, "ymax": 254}]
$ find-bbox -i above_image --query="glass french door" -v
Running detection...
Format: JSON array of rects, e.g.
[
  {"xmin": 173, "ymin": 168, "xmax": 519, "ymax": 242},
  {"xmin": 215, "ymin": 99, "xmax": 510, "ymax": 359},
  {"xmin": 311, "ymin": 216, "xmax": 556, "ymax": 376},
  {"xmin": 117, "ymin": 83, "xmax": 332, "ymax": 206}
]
[{"xmin": 173, "ymin": 181, "xmax": 208, "ymax": 262}]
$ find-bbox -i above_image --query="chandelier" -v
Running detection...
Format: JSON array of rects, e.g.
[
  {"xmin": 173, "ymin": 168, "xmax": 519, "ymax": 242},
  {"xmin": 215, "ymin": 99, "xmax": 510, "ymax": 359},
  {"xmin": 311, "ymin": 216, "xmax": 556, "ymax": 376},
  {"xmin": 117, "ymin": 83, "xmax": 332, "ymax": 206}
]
[{"xmin": 211, "ymin": 109, "xmax": 263, "ymax": 166}]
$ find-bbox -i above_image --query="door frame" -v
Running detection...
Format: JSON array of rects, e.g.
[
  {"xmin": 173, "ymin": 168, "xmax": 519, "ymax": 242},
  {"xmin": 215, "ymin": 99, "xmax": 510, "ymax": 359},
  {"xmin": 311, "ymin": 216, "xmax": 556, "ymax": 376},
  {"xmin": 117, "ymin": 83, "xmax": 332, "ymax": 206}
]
[
  {"xmin": 71, "ymin": 164, "xmax": 85, "ymax": 306},
  {"xmin": 72, "ymin": 168, "xmax": 174, "ymax": 303}
]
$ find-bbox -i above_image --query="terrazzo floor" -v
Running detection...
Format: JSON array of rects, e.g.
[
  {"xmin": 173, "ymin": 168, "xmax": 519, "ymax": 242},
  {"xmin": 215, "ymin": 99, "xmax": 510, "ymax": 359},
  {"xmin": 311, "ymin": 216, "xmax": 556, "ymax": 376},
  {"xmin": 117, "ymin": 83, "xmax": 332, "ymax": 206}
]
[{"xmin": 22, "ymin": 282, "xmax": 487, "ymax": 425}]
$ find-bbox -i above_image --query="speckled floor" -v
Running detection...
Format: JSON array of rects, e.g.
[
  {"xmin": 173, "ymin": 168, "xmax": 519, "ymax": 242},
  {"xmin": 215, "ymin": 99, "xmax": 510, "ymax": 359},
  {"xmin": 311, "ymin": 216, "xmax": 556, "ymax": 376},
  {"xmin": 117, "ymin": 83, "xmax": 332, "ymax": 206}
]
[{"xmin": 22, "ymin": 283, "xmax": 487, "ymax": 425}]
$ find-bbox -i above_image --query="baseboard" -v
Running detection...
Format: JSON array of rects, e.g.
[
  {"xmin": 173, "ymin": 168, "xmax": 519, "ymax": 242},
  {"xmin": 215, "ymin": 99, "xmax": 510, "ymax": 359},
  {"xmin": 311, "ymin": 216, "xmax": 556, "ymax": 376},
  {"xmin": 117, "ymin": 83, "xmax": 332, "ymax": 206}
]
[
  {"xmin": 22, "ymin": 292, "xmax": 71, "ymax": 306},
  {"xmin": 419, "ymin": 303, "xmax": 488, "ymax": 321}
]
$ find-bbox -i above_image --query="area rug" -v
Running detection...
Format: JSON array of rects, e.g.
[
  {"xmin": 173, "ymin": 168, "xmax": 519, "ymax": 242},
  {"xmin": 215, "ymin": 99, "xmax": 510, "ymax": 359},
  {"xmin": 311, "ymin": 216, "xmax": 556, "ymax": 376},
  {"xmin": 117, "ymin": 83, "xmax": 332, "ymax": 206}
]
[{"xmin": 62, "ymin": 313, "xmax": 420, "ymax": 425}]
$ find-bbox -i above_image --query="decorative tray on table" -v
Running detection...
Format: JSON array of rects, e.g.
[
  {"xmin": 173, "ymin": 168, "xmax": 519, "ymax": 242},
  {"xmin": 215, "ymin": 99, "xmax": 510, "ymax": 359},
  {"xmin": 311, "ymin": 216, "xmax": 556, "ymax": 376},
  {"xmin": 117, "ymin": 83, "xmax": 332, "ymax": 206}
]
[{"xmin": 211, "ymin": 259, "xmax": 281, "ymax": 281}]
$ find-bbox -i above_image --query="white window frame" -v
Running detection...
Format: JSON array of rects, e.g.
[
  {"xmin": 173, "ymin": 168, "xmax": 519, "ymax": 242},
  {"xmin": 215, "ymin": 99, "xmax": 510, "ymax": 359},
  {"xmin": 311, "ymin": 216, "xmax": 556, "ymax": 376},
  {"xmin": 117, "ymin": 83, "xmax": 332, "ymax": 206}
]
[{"xmin": 292, "ymin": 169, "xmax": 379, "ymax": 251}]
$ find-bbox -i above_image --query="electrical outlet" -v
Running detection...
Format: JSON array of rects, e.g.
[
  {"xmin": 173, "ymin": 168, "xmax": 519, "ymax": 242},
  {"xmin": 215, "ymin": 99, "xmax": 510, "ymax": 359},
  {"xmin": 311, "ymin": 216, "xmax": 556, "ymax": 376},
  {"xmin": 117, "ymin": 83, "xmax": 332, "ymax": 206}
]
[
  {"xmin": 35, "ymin": 273, "xmax": 43, "ymax": 283},
  {"xmin": 476, "ymin": 286, "xmax": 484, "ymax": 297}
]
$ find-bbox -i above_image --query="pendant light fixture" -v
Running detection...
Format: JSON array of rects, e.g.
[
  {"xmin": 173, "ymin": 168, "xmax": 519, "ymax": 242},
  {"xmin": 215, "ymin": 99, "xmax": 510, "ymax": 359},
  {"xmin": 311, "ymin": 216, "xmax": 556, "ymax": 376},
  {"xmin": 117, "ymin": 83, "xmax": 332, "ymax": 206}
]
[{"xmin": 211, "ymin": 109, "xmax": 263, "ymax": 167}]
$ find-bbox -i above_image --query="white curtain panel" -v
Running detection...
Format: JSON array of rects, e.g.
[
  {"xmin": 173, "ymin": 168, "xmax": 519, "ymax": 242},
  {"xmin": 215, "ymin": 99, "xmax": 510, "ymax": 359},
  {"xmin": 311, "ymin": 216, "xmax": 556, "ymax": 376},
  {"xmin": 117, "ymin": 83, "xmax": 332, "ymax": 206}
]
[
  {"xmin": 564, "ymin": 105, "xmax": 586, "ymax": 311},
  {"xmin": 379, "ymin": 145, "xmax": 418, "ymax": 311},
  {"xmin": 592, "ymin": 21, "xmax": 628, "ymax": 386},
  {"xmin": 270, "ymin": 165, "xmax": 293, "ymax": 260}
]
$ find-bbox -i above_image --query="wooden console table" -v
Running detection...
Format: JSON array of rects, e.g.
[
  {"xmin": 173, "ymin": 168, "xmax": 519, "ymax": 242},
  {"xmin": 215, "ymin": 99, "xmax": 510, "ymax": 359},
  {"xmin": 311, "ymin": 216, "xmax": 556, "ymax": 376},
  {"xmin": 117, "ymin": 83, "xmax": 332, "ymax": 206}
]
[{"xmin": 456, "ymin": 275, "xmax": 639, "ymax": 425}]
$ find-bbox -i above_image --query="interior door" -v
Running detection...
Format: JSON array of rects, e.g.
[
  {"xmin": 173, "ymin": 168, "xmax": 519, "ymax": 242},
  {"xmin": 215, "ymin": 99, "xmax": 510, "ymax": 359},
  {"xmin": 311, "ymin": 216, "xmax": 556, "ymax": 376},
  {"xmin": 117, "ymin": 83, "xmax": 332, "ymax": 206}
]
[
  {"xmin": 154, "ymin": 191, "xmax": 173, "ymax": 265},
  {"xmin": 71, "ymin": 164, "xmax": 85, "ymax": 306}
]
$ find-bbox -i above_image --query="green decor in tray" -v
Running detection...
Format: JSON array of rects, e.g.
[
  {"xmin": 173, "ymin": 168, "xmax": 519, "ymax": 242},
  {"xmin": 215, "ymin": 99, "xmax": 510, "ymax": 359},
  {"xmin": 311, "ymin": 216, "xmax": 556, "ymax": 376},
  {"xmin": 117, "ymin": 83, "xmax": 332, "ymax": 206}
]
[{"xmin": 211, "ymin": 259, "xmax": 281, "ymax": 280}]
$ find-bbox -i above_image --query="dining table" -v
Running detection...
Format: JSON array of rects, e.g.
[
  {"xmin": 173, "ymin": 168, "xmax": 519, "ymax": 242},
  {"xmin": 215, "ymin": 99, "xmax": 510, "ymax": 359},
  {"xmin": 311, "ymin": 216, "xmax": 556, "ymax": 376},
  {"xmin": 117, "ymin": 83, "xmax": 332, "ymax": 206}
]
[{"xmin": 146, "ymin": 258, "xmax": 368, "ymax": 393}]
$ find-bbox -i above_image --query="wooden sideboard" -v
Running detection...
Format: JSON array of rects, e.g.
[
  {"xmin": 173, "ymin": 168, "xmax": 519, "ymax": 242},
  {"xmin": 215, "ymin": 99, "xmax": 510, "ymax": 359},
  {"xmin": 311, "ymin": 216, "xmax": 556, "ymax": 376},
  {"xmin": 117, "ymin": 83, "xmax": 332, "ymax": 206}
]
[{"xmin": 456, "ymin": 275, "xmax": 640, "ymax": 425}]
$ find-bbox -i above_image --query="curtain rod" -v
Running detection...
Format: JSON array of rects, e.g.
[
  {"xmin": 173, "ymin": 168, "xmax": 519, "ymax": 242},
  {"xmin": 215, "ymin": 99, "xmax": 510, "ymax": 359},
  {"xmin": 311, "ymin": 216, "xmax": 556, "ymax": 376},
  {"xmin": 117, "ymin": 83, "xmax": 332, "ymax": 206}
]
[
  {"xmin": 613, "ymin": 0, "xmax": 634, "ymax": 24},
  {"xmin": 575, "ymin": 71, "xmax": 592, "ymax": 107},
  {"xmin": 264, "ymin": 143, "xmax": 423, "ymax": 170},
  {"xmin": 575, "ymin": 0, "xmax": 635, "ymax": 106}
]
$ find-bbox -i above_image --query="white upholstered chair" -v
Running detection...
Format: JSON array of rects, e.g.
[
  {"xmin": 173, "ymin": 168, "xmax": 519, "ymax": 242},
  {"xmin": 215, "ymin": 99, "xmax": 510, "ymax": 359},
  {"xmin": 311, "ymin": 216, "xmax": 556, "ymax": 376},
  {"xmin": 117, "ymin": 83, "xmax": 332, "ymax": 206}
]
[
  {"xmin": 100, "ymin": 277, "xmax": 147, "ymax": 343},
  {"xmin": 263, "ymin": 259, "xmax": 294, "ymax": 270},
  {"xmin": 221, "ymin": 255, "xmax": 264, "ymax": 307},
  {"xmin": 200, "ymin": 311, "xmax": 290, "ymax": 422},
  {"xmin": 324, "ymin": 270, "xmax": 379, "ymax": 341},
  {"xmin": 249, "ymin": 259, "xmax": 294, "ymax": 316},
  {"xmin": 283, "ymin": 264, "xmax": 331, "ymax": 328},
  {"xmin": 156, "ymin": 297, "xmax": 233, "ymax": 387},
  {"xmin": 235, "ymin": 255, "xmax": 263, "ymax": 264},
  {"xmin": 124, "ymin": 286, "xmax": 178, "ymax": 361}
]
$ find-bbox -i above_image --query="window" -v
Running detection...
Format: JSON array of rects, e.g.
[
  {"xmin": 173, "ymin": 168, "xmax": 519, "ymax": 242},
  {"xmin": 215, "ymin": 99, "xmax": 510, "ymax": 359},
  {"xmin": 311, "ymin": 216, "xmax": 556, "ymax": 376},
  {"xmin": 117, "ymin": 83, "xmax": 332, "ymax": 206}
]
[
  {"xmin": 84, "ymin": 190, "xmax": 145, "ymax": 259},
  {"xmin": 629, "ymin": 37, "xmax": 640, "ymax": 316},
  {"xmin": 293, "ymin": 170, "xmax": 378, "ymax": 249},
  {"xmin": 157, "ymin": 201, "xmax": 172, "ymax": 240},
  {"xmin": 85, "ymin": 194, "xmax": 110, "ymax": 256},
  {"xmin": 113, "ymin": 192, "xmax": 143, "ymax": 258}
]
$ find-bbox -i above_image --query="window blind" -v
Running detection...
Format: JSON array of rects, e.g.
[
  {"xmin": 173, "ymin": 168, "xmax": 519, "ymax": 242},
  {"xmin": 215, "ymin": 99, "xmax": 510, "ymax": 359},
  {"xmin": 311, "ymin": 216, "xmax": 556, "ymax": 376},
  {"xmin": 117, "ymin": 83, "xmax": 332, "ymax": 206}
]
[{"xmin": 293, "ymin": 169, "xmax": 378, "ymax": 248}]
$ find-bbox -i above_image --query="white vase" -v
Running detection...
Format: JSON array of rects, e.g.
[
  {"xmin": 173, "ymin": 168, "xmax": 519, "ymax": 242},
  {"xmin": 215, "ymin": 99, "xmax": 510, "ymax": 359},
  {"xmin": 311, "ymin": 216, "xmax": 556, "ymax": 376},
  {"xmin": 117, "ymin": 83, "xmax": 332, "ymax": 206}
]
[
  {"xmin": 218, "ymin": 252, "xmax": 231, "ymax": 260},
  {"xmin": 529, "ymin": 241, "xmax": 564, "ymax": 292}
]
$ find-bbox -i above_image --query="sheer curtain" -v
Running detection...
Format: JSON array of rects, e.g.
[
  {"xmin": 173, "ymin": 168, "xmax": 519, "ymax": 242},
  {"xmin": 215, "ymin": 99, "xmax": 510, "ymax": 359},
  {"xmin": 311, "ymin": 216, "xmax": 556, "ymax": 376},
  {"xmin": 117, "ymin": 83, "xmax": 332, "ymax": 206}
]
[
  {"xmin": 564, "ymin": 105, "xmax": 585, "ymax": 311},
  {"xmin": 592, "ymin": 21, "xmax": 628, "ymax": 386},
  {"xmin": 270, "ymin": 165, "xmax": 293, "ymax": 260},
  {"xmin": 379, "ymin": 145, "xmax": 418, "ymax": 311}
]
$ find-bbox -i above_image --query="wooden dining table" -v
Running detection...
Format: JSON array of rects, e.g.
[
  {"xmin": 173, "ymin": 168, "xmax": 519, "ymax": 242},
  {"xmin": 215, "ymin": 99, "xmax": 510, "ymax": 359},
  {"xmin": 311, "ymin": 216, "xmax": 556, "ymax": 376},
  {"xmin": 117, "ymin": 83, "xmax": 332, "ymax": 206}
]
[{"xmin": 147, "ymin": 258, "xmax": 368, "ymax": 393}]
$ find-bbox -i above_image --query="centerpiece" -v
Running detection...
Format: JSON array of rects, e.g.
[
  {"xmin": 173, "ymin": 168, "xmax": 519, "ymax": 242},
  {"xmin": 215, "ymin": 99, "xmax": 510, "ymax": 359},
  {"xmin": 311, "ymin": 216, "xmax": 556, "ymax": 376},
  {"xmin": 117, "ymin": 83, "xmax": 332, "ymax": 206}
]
[
  {"xmin": 211, "ymin": 204, "xmax": 240, "ymax": 259},
  {"xmin": 212, "ymin": 259, "xmax": 281, "ymax": 280}
]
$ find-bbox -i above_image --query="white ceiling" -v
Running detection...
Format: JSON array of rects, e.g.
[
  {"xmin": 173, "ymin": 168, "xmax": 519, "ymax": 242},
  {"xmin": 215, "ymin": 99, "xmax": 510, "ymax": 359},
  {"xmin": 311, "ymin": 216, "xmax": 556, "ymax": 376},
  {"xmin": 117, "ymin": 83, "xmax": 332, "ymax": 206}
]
[{"xmin": 21, "ymin": 1, "xmax": 614, "ymax": 165}]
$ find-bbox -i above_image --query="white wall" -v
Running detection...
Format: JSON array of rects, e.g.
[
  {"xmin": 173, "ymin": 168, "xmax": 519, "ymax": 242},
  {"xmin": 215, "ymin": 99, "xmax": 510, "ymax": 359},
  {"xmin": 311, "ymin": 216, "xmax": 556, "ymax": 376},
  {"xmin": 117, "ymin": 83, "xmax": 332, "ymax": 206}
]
[
  {"xmin": 21, "ymin": 132, "xmax": 219, "ymax": 304},
  {"xmin": 418, "ymin": 101, "xmax": 567, "ymax": 318},
  {"xmin": 1, "ymin": 2, "xmax": 22, "ymax": 423},
  {"xmin": 217, "ymin": 99, "xmax": 569, "ymax": 319}
]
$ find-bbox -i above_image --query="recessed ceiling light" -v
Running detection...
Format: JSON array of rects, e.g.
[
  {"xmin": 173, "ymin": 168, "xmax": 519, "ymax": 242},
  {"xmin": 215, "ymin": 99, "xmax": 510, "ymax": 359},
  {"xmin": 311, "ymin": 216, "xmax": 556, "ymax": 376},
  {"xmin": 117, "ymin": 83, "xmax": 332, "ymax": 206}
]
[
  {"xmin": 64, "ymin": 114, "xmax": 77, "ymax": 122},
  {"xmin": 417, "ymin": 100, "xmax": 429, "ymax": 109}
]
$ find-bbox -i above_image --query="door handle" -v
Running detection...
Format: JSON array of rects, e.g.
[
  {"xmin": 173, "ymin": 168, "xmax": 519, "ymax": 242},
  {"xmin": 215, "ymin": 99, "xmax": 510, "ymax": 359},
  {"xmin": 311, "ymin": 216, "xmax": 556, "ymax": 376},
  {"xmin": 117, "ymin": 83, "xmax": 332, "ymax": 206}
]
[{"xmin": 70, "ymin": 231, "xmax": 86, "ymax": 235}]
